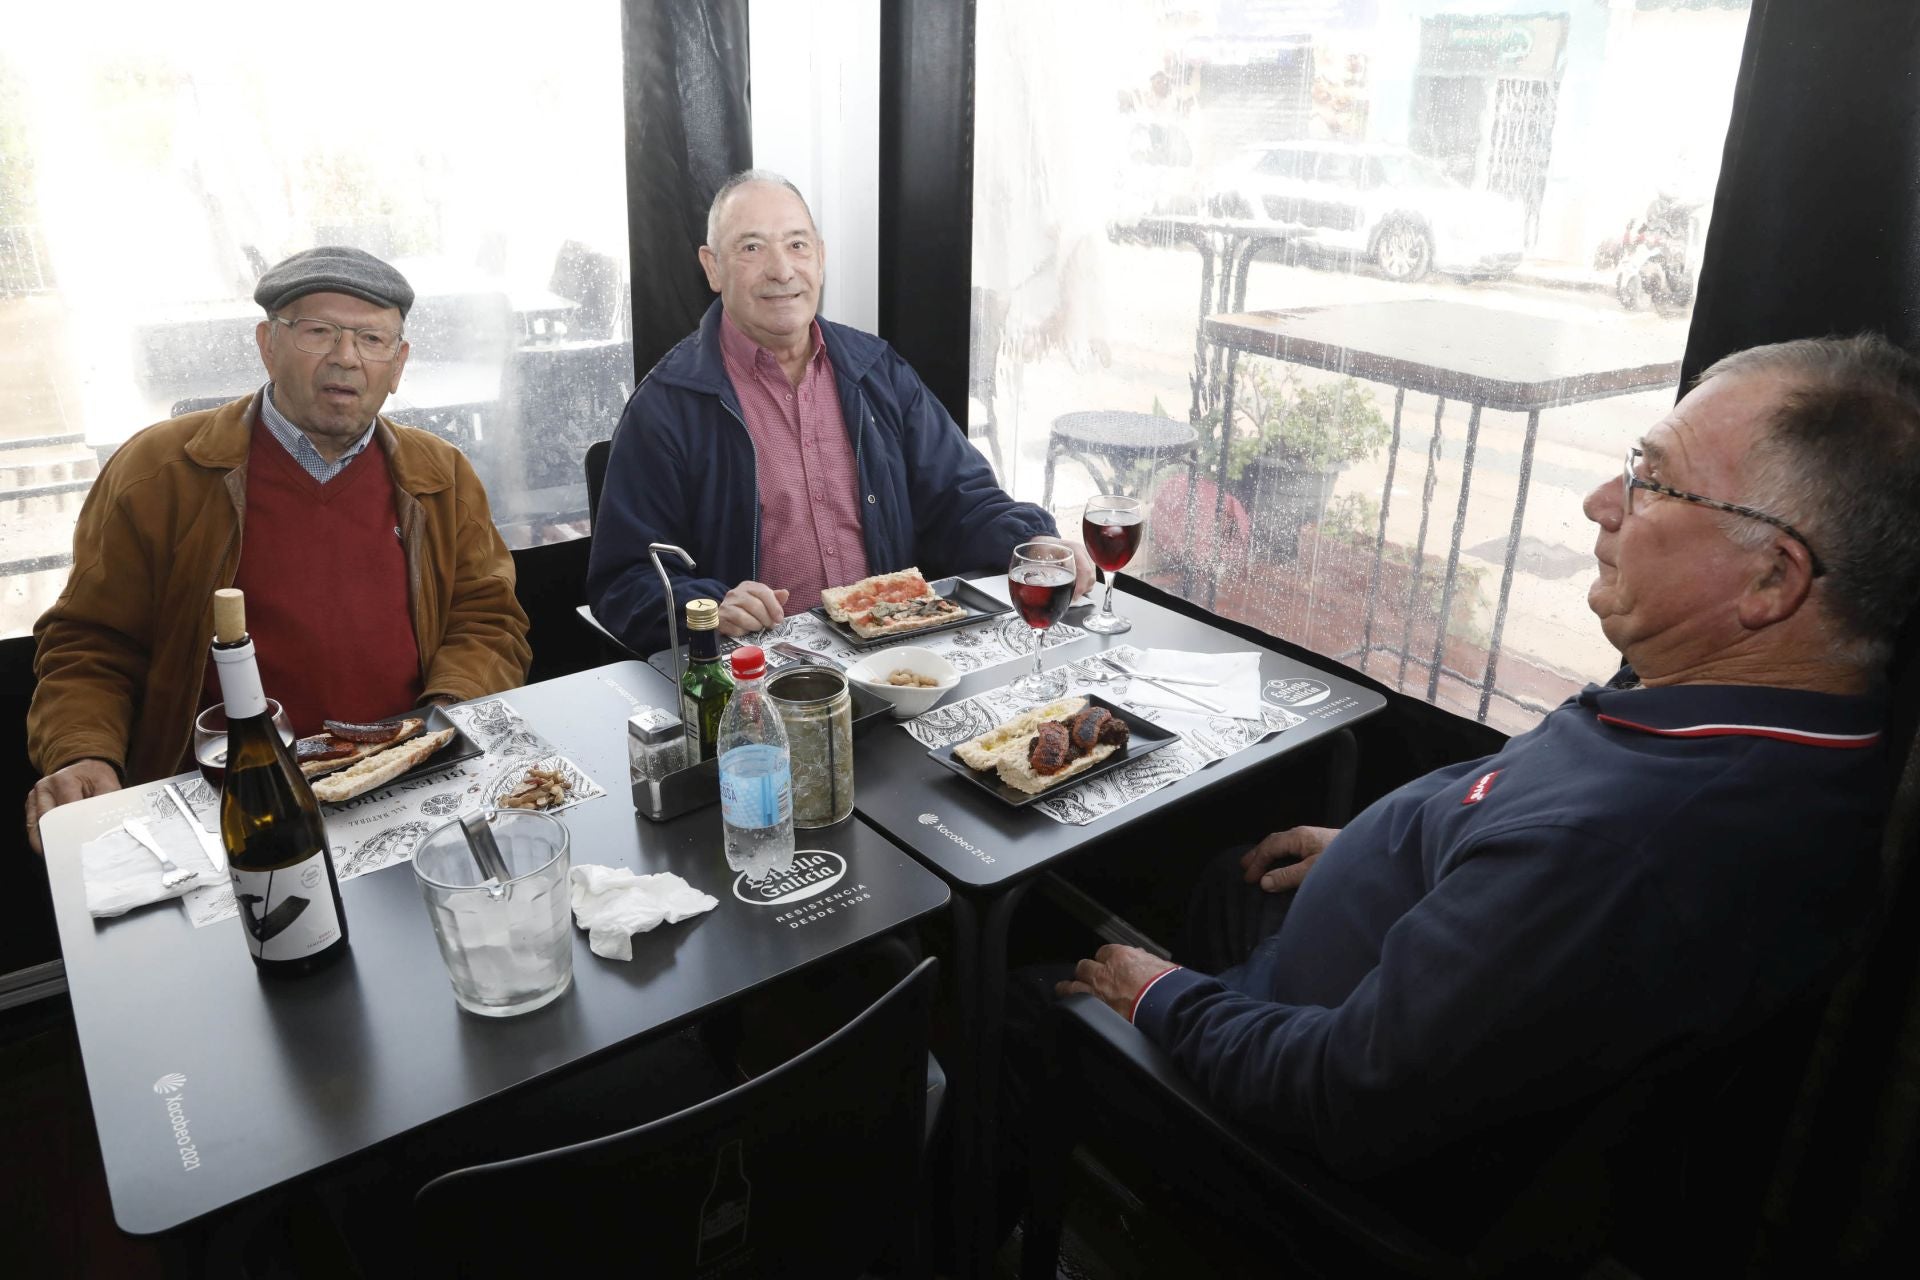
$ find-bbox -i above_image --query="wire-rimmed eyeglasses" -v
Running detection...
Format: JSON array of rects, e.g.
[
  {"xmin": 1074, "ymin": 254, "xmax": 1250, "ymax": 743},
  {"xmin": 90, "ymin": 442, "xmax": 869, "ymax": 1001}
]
[
  {"xmin": 270, "ymin": 315, "xmax": 404, "ymax": 362},
  {"xmin": 1623, "ymin": 447, "xmax": 1825, "ymax": 577}
]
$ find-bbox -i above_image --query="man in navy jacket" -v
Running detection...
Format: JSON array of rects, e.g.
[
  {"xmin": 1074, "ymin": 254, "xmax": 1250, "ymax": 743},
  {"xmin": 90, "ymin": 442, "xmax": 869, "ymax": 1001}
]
[
  {"xmin": 1061, "ymin": 334, "xmax": 1920, "ymax": 1183},
  {"xmin": 589, "ymin": 171, "xmax": 1089, "ymax": 653}
]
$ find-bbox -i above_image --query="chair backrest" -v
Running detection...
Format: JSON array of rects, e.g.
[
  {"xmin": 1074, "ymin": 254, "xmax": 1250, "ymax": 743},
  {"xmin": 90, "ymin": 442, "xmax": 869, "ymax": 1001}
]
[
  {"xmin": 550, "ymin": 240, "xmax": 624, "ymax": 338},
  {"xmin": 584, "ymin": 438, "xmax": 611, "ymax": 531},
  {"xmin": 416, "ymin": 957, "xmax": 938, "ymax": 1279}
]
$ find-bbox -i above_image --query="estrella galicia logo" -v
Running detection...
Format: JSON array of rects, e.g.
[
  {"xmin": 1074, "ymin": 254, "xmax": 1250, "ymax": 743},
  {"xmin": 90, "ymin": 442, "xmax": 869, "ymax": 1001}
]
[
  {"xmin": 733, "ymin": 851, "xmax": 847, "ymax": 906},
  {"xmin": 1264, "ymin": 677, "xmax": 1331, "ymax": 708},
  {"xmin": 153, "ymin": 1073, "xmax": 187, "ymax": 1095},
  {"xmin": 918, "ymin": 812, "xmax": 939, "ymax": 826}
]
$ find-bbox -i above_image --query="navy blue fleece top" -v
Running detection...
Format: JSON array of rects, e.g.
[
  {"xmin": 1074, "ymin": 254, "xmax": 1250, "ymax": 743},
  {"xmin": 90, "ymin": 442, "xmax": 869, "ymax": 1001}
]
[{"xmin": 1133, "ymin": 676, "xmax": 1885, "ymax": 1178}]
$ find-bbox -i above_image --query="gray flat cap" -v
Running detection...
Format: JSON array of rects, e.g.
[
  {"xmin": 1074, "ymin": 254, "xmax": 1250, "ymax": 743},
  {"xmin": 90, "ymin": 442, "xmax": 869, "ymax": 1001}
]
[{"xmin": 253, "ymin": 246, "xmax": 415, "ymax": 318}]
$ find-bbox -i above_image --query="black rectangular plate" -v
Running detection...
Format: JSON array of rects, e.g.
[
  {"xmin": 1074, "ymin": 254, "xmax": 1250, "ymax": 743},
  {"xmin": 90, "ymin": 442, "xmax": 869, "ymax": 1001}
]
[
  {"xmin": 645, "ymin": 651, "xmax": 891, "ymax": 737},
  {"xmin": 313, "ymin": 706, "xmax": 482, "ymax": 803},
  {"xmin": 808, "ymin": 575, "xmax": 1014, "ymax": 649},
  {"xmin": 925, "ymin": 695, "xmax": 1180, "ymax": 807}
]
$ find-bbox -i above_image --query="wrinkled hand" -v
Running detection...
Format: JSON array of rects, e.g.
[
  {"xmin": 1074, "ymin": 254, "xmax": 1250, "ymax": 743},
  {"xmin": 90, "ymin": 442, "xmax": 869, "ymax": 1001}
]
[
  {"xmin": 716, "ymin": 582, "xmax": 790, "ymax": 636},
  {"xmin": 1056, "ymin": 943, "xmax": 1179, "ymax": 1020},
  {"xmin": 25, "ymin": 758, "xmax": 122, "ymax": 857},
  {"xmin": 1240, "ymin": 825, "xmax": 1340, "ymax": 894},
  {"xmin": 1030, "ymin": 536, "xmax": 1097, "ymax": 598}
]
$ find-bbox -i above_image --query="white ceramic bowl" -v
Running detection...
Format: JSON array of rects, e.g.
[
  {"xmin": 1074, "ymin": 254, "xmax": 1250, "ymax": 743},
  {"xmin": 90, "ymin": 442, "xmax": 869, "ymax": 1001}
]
[{"xmin": 845, "ymin": 646, "xmax": 961, "ymax": 720}]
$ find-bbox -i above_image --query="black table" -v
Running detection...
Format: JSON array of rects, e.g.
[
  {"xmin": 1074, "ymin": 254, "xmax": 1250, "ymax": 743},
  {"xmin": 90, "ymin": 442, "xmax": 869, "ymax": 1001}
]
[
  {"xmin": 847, "ymin": 578, "xmax": 1385, "ymax": 1277},
  {"xmin": 43, "ymin": 661, "xmax": 949, "ymax": 1239},
  {"xmin": 1203, "ymin": 300, "xmax": 1681, "ymax": 721}
]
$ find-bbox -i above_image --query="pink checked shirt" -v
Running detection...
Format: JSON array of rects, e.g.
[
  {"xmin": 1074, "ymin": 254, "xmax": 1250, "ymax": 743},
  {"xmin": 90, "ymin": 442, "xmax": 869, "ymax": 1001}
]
[{"xmin": 718, "ymin": 313, "xmax": 869, "ymax": 611}]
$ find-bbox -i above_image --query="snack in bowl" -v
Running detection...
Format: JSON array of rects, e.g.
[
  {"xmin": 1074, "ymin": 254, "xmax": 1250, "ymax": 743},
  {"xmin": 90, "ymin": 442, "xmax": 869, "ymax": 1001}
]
[
  {"xmin": 953, "ymin": 697, "xmax": 1132, "ymax": 795},
  {"xmin": 309, "ymin": 727, "xmax": 457, "ymax": 803},
  {"xmin": 819, "ymin": 567, "xmax": 965, "ymax": 638},
  {"xmin": 846, "ymin": 646, "xmax": 959, "ymax": 719},
  {"xmin": 296, "ymin": 717, "xmax": 425, "ymax": 778}
]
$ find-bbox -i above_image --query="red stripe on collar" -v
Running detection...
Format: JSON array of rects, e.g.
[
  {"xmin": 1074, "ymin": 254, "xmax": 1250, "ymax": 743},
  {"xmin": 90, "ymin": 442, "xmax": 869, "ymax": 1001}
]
[{"xmin": 1596, "ymin": 713, "xmax": 1881, "ymax": 749}]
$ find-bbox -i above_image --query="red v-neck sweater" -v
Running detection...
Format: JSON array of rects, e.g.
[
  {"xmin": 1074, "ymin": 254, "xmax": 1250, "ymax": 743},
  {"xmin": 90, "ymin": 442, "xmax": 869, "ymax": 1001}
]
[{"xmin": 218, "ymin": 422, "xmax": 423, "ymax": 737}]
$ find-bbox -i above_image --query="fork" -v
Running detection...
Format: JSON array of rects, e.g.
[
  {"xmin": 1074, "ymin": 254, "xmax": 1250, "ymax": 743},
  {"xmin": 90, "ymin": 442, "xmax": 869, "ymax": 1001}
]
[
  {"xmin": 124, "ymin": 818, "xmax": 198, "ymax": 891},
  {"xmin": 1099, "ymin": 657, "xmax": 1226, "ymax": 713}
]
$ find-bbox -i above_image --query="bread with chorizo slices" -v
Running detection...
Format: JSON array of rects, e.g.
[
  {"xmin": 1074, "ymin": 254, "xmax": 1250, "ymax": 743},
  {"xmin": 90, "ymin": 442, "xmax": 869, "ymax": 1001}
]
[{"xmin": 310, "ymin": 728, "xmax": 456, "ymax": 803}]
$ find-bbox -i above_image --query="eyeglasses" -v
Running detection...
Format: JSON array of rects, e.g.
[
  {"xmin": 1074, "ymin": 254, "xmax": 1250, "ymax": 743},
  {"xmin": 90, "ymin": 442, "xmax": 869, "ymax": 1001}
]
[
  {"xmin": 1623, "ymin": 447, "xmax": 1826, "ymax": 577},
  {"xmin": 271, "ymin": 315, "xmax": 404, "ymax": 362}
]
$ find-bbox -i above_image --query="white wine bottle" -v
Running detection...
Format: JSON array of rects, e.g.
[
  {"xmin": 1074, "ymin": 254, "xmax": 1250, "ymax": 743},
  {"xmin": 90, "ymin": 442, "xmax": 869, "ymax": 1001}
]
[{"xmin": 210, "ymin": 588, "xmax": 348, "ymax": 974}]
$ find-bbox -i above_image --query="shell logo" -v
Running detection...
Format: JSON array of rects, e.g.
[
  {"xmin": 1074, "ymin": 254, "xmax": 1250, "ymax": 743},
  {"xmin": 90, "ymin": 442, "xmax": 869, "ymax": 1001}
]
[
  {"xmin": 918, "ymin": 813, "xmax": 939, "ymax": 825},
  {"xmin": 152, "ymin": 1073, "xmax": 187, "ymax": 1095}
]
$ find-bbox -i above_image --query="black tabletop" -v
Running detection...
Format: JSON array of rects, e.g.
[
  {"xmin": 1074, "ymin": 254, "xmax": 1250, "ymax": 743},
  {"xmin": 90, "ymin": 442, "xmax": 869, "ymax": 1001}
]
[
  {"xmin": 850, "ymin": 581, "xmax": 1385, "ymax": 890},
  {"xmin": 1203, "ymin": 300, "xmax": 1681, "ymax": 412},
  {"xmin": 43, "ymin": 662, "xmax": 948, "ymax": 1236}
]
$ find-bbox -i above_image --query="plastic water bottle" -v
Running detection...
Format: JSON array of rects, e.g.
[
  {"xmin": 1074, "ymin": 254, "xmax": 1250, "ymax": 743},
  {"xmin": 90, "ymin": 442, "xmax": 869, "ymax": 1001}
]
[{"xmin": 716, "ymin": 646, "xmax": 795, "ymax": 882}]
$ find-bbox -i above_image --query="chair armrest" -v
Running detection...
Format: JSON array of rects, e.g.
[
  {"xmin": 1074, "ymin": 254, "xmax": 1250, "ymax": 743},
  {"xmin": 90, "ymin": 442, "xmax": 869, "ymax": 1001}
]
[{"xmin": 1050, "ymin": 993, "xmax": 1461, "ymax": 1273}]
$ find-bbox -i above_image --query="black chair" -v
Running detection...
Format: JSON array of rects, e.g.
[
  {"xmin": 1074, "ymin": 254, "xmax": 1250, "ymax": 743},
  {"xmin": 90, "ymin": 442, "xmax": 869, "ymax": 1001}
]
[
  {"xmin": 416, "ymin": 957, "xmax": 940, "ymax": 1278},
  {"xmin": 584, "ymin": 437, "xmax": 611, "ymax": 531}
]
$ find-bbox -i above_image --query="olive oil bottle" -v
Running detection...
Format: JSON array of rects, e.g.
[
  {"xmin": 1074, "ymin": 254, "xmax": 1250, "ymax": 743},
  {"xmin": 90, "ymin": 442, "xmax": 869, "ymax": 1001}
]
[{"xmin": 679, "ymin": 598, "xmax": 734, "ymax": 762}]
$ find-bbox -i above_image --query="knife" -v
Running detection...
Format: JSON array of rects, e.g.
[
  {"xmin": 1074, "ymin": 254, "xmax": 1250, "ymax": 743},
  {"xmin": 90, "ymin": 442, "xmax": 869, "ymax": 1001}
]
[{"xmin": 163, "ymin": 781, "xmax": 228, "ymax": 876}]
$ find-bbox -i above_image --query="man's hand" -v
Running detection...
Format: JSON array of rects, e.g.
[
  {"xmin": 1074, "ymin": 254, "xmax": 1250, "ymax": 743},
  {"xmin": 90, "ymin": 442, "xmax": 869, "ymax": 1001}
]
[
  {"xmin": 1240, "ymin": 825, "xmax": 1341, "ymax": 894},
  {"xmin": 716, "ymin": 582, "xmax": 790, "ymax": 636},
  {"xmin": 25, "ymin": 759, "xmax": 122, "ymax": 857},
  {"xmin": 1056, "ymin": 943, "xmax": 1179, "ymax": 1020},
  {"xmin": 1030, "ymin": 535, "xmax": 1096, "ymax": 598}
]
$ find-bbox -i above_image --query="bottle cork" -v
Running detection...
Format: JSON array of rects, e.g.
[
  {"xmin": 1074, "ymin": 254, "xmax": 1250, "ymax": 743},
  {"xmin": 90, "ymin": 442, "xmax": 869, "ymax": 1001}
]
[{"xmin": 212, "ymin": 588, "xmax": 248, "ymax": 644}]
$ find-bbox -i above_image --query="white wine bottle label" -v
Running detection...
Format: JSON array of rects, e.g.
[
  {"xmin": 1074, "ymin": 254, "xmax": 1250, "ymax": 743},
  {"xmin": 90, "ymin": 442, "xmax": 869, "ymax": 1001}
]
[{"xmin": 230, "ymin": 850, "xmax": 342, "ymax": 963}]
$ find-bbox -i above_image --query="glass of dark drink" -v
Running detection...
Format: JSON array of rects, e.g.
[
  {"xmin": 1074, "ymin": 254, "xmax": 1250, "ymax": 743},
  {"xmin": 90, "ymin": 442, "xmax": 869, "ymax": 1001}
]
[
  {"xmin": 194, "ymin": 700, "xmax": 293, "ymax": 789},
  {"xmin": 1008, "ymin": 540, "xmax": 1076, "ymax": 701},
  {"xmin": 1079, "ymin": 493, "xmax": 1143, "ymax": 641}
]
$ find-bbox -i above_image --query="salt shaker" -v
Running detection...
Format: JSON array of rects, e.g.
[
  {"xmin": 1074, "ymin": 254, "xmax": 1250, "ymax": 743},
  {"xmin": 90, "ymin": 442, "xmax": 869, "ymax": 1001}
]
[{"xmin": 628, "ymin": 707, "xmax": 688, "ymax": 783}]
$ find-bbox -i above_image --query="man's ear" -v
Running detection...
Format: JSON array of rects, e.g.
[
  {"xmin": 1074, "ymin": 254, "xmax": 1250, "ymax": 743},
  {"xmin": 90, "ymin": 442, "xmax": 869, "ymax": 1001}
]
[
  {"xmin": 255, "ymin": 319, "xmax": 272, "ymax": 367},
  {"xmin": 698, "ymin": 245, "xmax": 723, "ymax": 294},
  {"xmin": 1737, "ymin": 539, "xmax": 1816, "ymax": 631}
]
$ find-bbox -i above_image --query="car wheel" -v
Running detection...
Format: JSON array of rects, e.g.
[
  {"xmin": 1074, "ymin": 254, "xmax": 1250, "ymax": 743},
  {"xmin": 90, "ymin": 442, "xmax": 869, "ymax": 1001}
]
[{"xmin": 1375, "ymin": 222, "xmax": 1432, "ymax": 282}]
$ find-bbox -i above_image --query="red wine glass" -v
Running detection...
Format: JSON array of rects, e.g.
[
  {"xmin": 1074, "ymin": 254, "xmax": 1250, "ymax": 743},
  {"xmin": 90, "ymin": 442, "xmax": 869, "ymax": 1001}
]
[
  {"xmin": 1008, "ymin": 541, "xmax": 1075, "ymax": 701},
  {"xmin": 194, "ymin": 700, "xmax": 293, "ymax": 789},
  {"xmin": 1080, "ymin": 493, "xmax": 1142, "ymax": 640}
]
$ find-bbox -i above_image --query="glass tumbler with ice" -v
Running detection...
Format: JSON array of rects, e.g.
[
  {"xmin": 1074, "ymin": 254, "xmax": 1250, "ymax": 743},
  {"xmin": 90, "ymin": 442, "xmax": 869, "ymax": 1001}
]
[{"xmin": 412, "ymin": 810, "xmax": 574, "ymax": 1017}]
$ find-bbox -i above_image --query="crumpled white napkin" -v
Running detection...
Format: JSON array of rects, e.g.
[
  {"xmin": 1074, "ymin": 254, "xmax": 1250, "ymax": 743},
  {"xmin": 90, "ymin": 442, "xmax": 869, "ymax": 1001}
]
[
  {"xmin": 568, "ymin": 863, "xmax": 718, "ymax": 961},
  {"xmin": 1118, "ymin": 648, "xmax": 1264, "ymax": 717},
  {"xmin": 82, "ymin": 815, "xmax": 221, "ymax": 918}
]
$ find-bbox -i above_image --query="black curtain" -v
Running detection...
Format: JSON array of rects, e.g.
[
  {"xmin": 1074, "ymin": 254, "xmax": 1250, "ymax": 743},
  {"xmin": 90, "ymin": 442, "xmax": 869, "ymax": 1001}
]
[
  {"xmin": 621, "ymin": 0, "xmax": 753, "ymax": 381},
  {"xmin": 879, "ymin": 0, "xmax": 975, "ymax": 422},
  {"xmin": 1683, "ymin": 0, "xmax": 1920, "ymax": 381}
]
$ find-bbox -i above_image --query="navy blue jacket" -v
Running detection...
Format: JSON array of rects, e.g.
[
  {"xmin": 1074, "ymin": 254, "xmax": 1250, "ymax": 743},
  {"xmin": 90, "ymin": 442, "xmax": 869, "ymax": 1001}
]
[
  {"xmin": 587, "ymin": 301, "xmax": 1056, "ymax": 653},
  {"xmin": 1134, "ymin": 677, "xmax": 1884, "ymax": 1179}
]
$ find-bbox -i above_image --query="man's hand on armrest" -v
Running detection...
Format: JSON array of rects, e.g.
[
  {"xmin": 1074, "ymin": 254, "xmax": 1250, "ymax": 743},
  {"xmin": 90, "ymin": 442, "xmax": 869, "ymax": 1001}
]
[
  {"xmin": 1057, "ymin": 943, "xmax": 1182, "ymax": 1022},
  {"xmin": 25, "ymin": 758, "xmax": 123, "ymax": 857},
  {"xmin": 1241, "ymin": 825, "xmax": 1341, "ymax": 894},
  {"xmin": 717, "ymin": 582, "xmax": 790, "ymax": 636}
]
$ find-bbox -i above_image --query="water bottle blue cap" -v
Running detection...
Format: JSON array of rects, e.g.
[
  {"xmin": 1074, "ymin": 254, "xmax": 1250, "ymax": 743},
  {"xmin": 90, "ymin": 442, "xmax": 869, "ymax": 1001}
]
[{"xmin": 729, "ymin": 646, "xmax": 766, "ymax": 679}]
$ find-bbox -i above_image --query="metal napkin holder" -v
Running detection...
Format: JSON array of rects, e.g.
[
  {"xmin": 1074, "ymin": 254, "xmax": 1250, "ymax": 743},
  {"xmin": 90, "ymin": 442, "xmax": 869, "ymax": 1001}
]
[{"xmin": 632, "ymin": 541, "xmax": 722, "ymax": 823}]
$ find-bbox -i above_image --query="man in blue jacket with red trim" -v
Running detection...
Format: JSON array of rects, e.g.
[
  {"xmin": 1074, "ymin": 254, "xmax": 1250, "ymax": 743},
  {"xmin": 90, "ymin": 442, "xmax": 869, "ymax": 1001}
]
[
  {"xmin": 1061, "ymin": 334, "xmax": 1920, "ymax": 1185},
  {"xmin": 589, "ymin": 171, "xmax": 1090, "ymax": 653}
]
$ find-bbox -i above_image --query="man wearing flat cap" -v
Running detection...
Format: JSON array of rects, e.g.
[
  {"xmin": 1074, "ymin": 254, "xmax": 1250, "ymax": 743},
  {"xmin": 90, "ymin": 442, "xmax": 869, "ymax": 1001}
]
[{"xmin": 24, "ymin": 247, "xmax": 531, "ymax": 847}]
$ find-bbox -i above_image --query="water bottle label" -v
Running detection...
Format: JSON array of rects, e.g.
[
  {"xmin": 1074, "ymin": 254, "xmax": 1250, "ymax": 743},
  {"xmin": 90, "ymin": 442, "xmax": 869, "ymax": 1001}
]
[
  {"xmin": 719, "ymin": 744, "xmax": 792, "ymax": 829},
  {"xmin": 229, "ymin": 849, "xmax": 342, "ymax": 962}
]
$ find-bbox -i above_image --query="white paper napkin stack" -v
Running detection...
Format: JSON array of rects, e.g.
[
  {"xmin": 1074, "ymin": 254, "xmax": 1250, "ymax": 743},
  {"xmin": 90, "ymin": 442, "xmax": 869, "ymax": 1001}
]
[
  {"xmin": 82, "ymin": 815, "xmax": 222, "ymax": 918},
  {"xmin": 568, "ymin": 864, "xmax": 719, "ymax": 961},
  {"xmin": 1118, "ymin": 648, "xmax": 1264, "ymax": 717}
]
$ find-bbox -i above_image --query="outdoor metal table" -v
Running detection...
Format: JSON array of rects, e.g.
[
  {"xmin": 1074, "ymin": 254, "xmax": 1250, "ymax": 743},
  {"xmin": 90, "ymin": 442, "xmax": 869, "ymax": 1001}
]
[
  {"xmin": 1202, "ymin": 299, "xmax": 1681, "ymax": 721},
  {"xmin": 848, "ymin": 577, "xmax": 1386, "ymax": 1278},
  {"xmin": 41, "ymin": 661, "xmax": 948, "ymax": 1242}
]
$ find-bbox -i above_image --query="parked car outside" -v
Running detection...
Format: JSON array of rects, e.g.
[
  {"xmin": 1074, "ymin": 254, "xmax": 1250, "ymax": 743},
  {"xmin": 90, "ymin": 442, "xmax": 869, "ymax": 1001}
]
[{"xmin": 1206, "ymin": 140, "xmax": 1526, "ymax": 282}]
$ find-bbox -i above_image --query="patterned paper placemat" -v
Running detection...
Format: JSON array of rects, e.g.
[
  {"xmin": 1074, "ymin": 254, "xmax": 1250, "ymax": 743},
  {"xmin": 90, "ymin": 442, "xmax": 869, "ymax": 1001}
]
[
  {"xmin": 175, "ymin": 700, "xmax": 604, "ymax": 929},
  {"xmin": 902, "ymin": 644, "xmax": 1304, "ymax": 826},
  {"xmin": 730, "ymin": 606, "xmax": 1086, "ymax": 678}
]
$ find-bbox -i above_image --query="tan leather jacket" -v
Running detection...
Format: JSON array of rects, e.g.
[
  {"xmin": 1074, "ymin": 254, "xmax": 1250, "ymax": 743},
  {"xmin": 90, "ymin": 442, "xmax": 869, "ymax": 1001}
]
[{"xmin": 29, "ymin": 392, "xmax": 531, "ymax": 785}]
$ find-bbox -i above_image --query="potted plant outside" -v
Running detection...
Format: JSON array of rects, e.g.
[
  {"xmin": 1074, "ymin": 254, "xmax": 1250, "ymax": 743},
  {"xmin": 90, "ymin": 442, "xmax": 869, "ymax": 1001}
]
[{"xmin": 1198, "ymin": 362, "xmax": 1390, "ymax": 562}]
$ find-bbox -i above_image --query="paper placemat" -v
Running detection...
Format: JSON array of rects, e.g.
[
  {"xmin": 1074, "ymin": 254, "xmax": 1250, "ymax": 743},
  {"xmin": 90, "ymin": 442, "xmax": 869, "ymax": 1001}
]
[
  {"xmin": 172, "ymin": 700, "xmax": 604, "ymax": 929},
  {"xmin": 903, "ymin": 644, "xmax": 1304, "ymax": 826}
]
